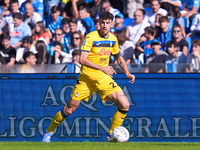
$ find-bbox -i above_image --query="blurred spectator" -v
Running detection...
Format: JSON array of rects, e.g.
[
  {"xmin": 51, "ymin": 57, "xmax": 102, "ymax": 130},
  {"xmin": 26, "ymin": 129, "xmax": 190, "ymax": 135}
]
[
  {"xmin": 9, "ymin": 13, "xmax": 32, "ymax": 49},
  {"xmin": 43, "ymin": 0, "xmax": 61, "ymax": 20},
  {"xmin": 154, "ymin": 14, "xmax": 163, "ymax": 39},
  {"xmin": 4, "ymin": 0, "xmax": 20, "ymax": 24},
  {"xmin": 185, "ymin": 39, "xmax": 200, "ymax": 73},
  {"xmin": 136, "ymin": 26, "xmax": 156, "ymax": 63},
  {"xmin": 155, "ymin": 13, "xmax": 162, "ymax": 27},
  {"xmin": 72, "ymin": 49, "xmax": 81, "ymax": 67},
  {"xmin": 21, "ymin": 51, "xmax": 37, "ymax": 73},
  {"xmin": 47, "ymin": 6, "xmax": 63, "ymax": 35},
  {"xmin": 78, "ymin": 4, "xmax": 95, "ymax": 35},
  {"xmin": 23, "ymin": 2, "xmax": 42, "ymax": 30},
  {"xmin": 35, "ymin": 40, "xmax": 49, "ymax": 64},
  {"xmin": 47, "ymin": 29, "xmax": 70, "ymax": 63},
  {"xmin": 0, "ymin": 0, "xmax": 11, "ymax": 18},
  {"xmin": 51, "ymin": 41, "xmax": 70, "ymax": 64},
  {"xmin": 127, "ymin": 0, "xmax": 144, "ymax": 19},
  {"xmin": 111, "ymin": 12, "xmax": 125, "ymax": 33},
  {"xmin": 32, "ymin": 21, "xmax": 50, "ymax": 45},
  {"xmin": 0, "ymin": 0, "xmax": 21, "ymax": 35},
  {"xmin": 145, "ymin": 0, "xmax": 168, "ymax": 26},
  {"xmin": 23, "ymin": 51, "xmax": 37, "ymax": 65},
  {"xmin": 0, "ymin": 0, "xmax": 20, "ymax": 29},
  {"xmin": 166, "ymin": 41, "xmax": 187, "ymax": 72},
  {"xmin": 115, "ymin": 30, "xmax": 136, "ymax": 64},
  {"xmin": 20, "ymin": 0, "xmax": 44, "ymax": 18},
  {"xmin": 10, "ymin": 0, "xmax": 21, "ymax": 14},
  {"xmin": 96, "ymin": 0, "xmax": 120, "ymax": 19},
  {"xmin": 61, "ymin": 18, "xmax": 70, "ymax": 36},
  {"xmin": 63, "ymin": 0, "xmax": 86, "ymax": 19},
  {"xmin": 135, "ymin": 33, "xmax": 146, "ymax": 62},
  {"xmin": 0, "ymin": 0, "xmax": 10, "ymax": 10},
  {"xmin": 57, "ymin": 49, "xmax": 82, "ymax": 73},
  {"xmin": 158, "ymin": 16, "xmax": 172, "ymax": 51},
  {"xmin": 69, "ymin": 31, "xmax": 84, "ymax": 52},
  {"xmin": 160, "ymin": 0, "xmax": 181, "ymax": 16},
  {"xmin": 0, "ymin": 33, "xmax": 16, "ymax": 65},
  {"xmin": 181, "ymin": 0, "xmax": 199, "ymax": 24},
  {"xmin": 190, "ymin": 13, "xmax": 200, "ymax": 37},
  {"xmin": 69, "ymin": 17, "xmax": 78, "ymax": 33},
  {"xmin": 52, "ymin": 47, "xmax": 81, "ymax": 72},
  {"xmin": 170, "ymin": 6, "xmax": 186, "ymax": 38},
  {"xmin": 87, "ymin": 0, "xmax": 102, "ymax": 19},
  {"xmin": 71, "ymin": 49, "xmax": 82, "ymax": 73},
  {"xmin": 94, "ymin": 19, "xmax": 100, "ymax": 30},
  {"xmin": 126, "ymin": 9, "xmax": 150, "ymax": 45},
  {"xmin": 61, "ymin": 18, "xmax": 71, "ymax": 52},
  {"xmin": 16, "ymin": 36, "xmax": 37, "ymax": 63},
  {"xmin": 145, "ymin": 39, "xmax": 168, "ymax": 73},
  {"xmin": 51, "ymin": 41, "xmax": 71, "ymax": 64},
  {"xmin": 168, "ymin": 25, "xmax": 188, "ymax": 56},
  {"xmin": 0, "ymin": 0, "xmax": 11, "ymax": 25}
]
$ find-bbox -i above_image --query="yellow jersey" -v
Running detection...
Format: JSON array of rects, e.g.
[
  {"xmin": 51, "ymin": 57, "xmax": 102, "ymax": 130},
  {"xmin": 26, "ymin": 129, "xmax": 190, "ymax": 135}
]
[{"xmin": 80, "ymin": 30, "xmax": 120, "ymax": 81}]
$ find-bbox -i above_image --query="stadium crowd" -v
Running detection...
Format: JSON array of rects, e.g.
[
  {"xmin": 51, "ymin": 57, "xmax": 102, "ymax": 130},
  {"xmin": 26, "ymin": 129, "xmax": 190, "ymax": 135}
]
[{"xmin": 0, "ymin": 0, "xmax": 200, "ymax": 73}]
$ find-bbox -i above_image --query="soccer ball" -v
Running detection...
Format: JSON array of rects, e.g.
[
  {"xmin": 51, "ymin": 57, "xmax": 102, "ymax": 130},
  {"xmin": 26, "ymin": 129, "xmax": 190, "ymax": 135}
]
[{"xmin": 111, "ymin": 126, "xmax": 129, "ymax": 142}]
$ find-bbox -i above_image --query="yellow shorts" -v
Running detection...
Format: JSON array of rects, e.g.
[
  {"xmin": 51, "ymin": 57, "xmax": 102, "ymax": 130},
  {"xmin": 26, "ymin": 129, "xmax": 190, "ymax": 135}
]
[{"xmin": 70, "ymin": 75, "xmax": 122, "ymax": 102}]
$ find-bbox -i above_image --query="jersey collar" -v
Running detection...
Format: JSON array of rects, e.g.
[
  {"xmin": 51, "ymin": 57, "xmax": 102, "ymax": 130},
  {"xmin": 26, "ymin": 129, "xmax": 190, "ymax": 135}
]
[{"xmin": 98, "ymin": 30, "xmax": 109, "ymax": 39}]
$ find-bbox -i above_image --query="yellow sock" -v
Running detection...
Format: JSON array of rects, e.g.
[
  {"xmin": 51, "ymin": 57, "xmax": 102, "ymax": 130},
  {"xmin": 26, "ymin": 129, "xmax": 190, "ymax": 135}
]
[
  {"xmin": 109, "ymin": 108, "xmax": 128, "ymax": 134},
  {"xmin": 47, "ymin": 110, "xmax": 66, "ymax": 133}
]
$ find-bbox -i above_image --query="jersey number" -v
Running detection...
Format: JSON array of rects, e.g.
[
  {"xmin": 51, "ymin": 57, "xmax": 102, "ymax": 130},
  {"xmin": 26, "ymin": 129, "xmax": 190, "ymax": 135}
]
[{"xmin": 109, "ymin": 82, "xmax": 117, "ymax": 88}]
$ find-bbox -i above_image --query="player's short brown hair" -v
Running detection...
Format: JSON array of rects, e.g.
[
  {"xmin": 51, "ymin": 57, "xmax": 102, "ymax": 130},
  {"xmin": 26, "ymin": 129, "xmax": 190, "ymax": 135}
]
[{"xmin": 100, "ymin": 12, "xmax": 114, "ymax": 21}]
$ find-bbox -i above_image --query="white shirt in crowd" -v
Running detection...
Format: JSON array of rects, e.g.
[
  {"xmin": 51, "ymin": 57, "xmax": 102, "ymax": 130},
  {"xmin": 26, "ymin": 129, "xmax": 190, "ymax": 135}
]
[
  {"xmin": 96, "ymin": 7, "xmax": 120, "ymax": 19},
  {"xmin": 190, "ymin": 13, "xmax": 200, "ymax": 32},
  {"xmin": 16, "ymin": 46, "xmax": 38, "ymax": 62},
  {"xmin": 145, "ymin": 8, "xmax": 168, "ymax": 26},
  {"xmin": 23, "ymin": 12, "xmax": 42, "ymax": 27},
  {"xmin": 127, "ymin": 18, "xmax": 150, "ymax": 45}
]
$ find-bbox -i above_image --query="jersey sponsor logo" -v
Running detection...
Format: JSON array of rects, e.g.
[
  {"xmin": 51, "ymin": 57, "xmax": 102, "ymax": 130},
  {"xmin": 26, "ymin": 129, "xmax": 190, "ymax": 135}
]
[
  {"xmin": 97, "ymin": 48, "xmax": 111, "ymax": 56},
  {"xmin": 75, "ymin": 92, "xmax": 79, "ymax": 97},
  {"xmin": 99, "ymin": 57, "xmax": 108, "ymax": 64},
  {"xmin": 9, "ymin": 31, "xmax": 20, "ymax": 37},
  {"xmin": 93, "ymin": 41, "xmax": 116, "ymax": 47},
  {"xmin": 99, "ymin": 58, "xmax": 108, "ymax": 61},
  {"xmin": 96, "ymin": 42, "xmax": 101, "ymax": 46}
]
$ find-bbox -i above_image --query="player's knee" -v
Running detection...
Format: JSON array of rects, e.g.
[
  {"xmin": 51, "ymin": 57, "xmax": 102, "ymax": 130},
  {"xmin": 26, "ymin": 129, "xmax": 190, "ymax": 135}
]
[
  {"xmin": 123, "ymin": 101, "xmax": 130, "ymax": 110},
  {"xmin": 63, "ymin": 107, "xmax": 73, "ymax": 116}
]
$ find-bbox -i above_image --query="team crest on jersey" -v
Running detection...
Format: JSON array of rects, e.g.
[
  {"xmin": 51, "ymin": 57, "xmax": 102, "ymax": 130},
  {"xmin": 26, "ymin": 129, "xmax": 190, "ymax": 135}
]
[
  {"xmin": 75, "ymin": 92, "xmax": 79, "ymax": 97},
  {"xmin": 82, "ymin": 40, "xmax": 86, "ymax": 46},
  {"xmin": 110, "ymin": 41, "xmax": 112, "ymax": 47}
]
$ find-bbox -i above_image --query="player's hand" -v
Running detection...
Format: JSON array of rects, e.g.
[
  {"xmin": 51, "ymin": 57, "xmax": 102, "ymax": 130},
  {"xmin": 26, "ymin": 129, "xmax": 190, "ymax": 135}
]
[
  {"xmin": 127, "ymin": 74, "xmax": 135, "ymax": 84},
  {"xmin": 102, "ymin": 66, "xmax": 116, "ymax": 78}
]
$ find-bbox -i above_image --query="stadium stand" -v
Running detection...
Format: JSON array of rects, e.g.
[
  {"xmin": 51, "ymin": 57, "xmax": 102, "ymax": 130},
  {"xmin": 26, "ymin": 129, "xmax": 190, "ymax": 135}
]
[{"xmin": 0, "ymin": 0, "xmax": 199, "ymax": 73}]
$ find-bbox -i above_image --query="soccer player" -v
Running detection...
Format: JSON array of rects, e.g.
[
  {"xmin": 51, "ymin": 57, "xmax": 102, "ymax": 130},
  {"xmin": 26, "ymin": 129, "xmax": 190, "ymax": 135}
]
[{"xmin": 42, "ymin": 11, "xmax": 135, "ymax": 142}]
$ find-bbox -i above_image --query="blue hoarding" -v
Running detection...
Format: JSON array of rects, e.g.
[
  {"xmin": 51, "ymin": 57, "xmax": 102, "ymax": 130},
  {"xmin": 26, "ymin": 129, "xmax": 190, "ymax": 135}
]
[{"xmin": 0, "ymin": 73, "xmax": 200, "ymax": 142}]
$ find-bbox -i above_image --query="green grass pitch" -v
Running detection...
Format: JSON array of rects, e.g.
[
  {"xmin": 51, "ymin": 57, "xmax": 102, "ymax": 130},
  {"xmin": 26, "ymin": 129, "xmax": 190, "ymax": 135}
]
[{"xmin": 0, "ymin": 142, "xmax": 200, "ymax": 150}]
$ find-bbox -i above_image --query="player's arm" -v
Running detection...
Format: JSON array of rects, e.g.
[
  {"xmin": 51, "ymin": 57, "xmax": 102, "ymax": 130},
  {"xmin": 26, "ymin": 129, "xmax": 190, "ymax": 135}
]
[
  {"xmin": 80, "ymin": 51, "xmax": 116, "ymax": 78},
  {"xmin": 115, "ymin": 53, "xmax": 135, "ymax": 84}
]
